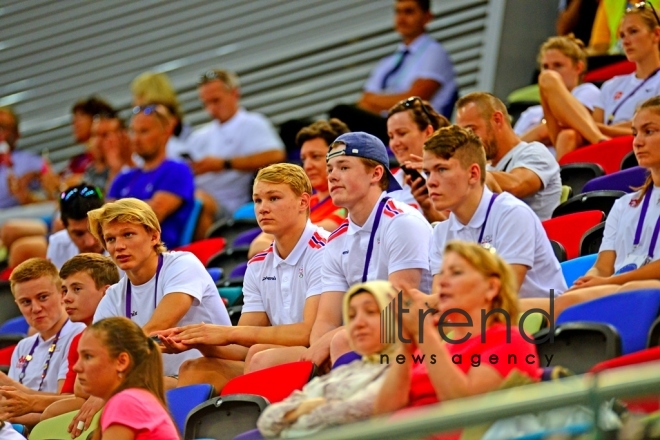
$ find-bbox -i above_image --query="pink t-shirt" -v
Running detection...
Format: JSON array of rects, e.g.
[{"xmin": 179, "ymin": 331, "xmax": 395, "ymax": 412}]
[{"xmin": 101, "ymin": 388, "xmax": 179, "ymax": 439}]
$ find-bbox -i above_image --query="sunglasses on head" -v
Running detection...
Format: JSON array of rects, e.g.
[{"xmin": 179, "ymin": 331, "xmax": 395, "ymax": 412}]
[
  {"xmin": 403, "ymin": 96, "xmax": 435, "ymax": 126},
  {"xmin": 628, "ymin": 2, "xmax": 660, "ymax": 26},
  {"xmin": 197, "ymin": 70, "xmax": 230, "ymax": 86},
  {"xmin": 132, "ymin": 104, "xmax": 170, "ymax": 118},
  {"xmin": 60, "ymin": 185, "xmax": 103, "ymax": 203}
]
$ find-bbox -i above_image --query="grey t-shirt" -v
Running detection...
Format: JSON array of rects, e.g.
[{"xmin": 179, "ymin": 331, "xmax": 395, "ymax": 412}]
[{"xmin": 488, "ymin": 141, "xmax": 561, "ymax": 221}]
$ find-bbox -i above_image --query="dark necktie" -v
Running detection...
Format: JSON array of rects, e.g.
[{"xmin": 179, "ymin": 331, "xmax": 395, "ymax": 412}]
[{"xmin": 380, "ymin": 49, "xmax": 410, "ymax": 90}]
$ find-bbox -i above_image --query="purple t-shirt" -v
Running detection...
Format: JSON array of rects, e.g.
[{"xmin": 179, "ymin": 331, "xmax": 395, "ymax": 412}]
[{"xmin": 109, "ymin": 159, "xmax": 194, "ymax": 248}]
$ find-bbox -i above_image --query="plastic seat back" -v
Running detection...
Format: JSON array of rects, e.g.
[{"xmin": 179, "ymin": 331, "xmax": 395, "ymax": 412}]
[
  {"xmin": 166, "ymin": 383, "xmax": 215, "ymax": 435},
  {"xmin": 0, "ymin": 316, "xmax": 29, "ymax": 335},
  {"xmin": 232, "ymin": 227, "xmax": 262, "ymax": 248},
  {"xmin": 557, "ymin": 289, "xmax": 660, "ymax": 354},
  {"xmin": 550, "ymin": 240, "xmax": 566, "ymax": 263},
  {"xmin": 552, "ymin": 190, "xmax": 625, "ymax": 218},
  {"xmin": 560, "ymin": 163, "xmax": 605, "ymax": 195},
  {"xmin": 560, "ymin": 254, "xmax": 597, "ymax": 286},
  {"xmin": 174, "ymin": 237, "xmax": 226, "ymax": 267},
  {"xmin": 180, "ymin": 198, "xmax": 203, "ymax": 246},
  {"xmin": 579, "ymin": 222, "xmax": 605, "ymax": 257},
  {"xmin": 559, "ymin": 136, "xmax": 634, "ymax": 175},
  {"xmin": 621, "ymin": 150, "xmax": 638, "ymax": 170},
  {"xmin": 184, "ymin": 394, "xmax": 268, "ymax": 440},
  {"xmin": 542, "ymin": 211, "xmax": 605, "ymax": 260},
  {"xmin": 582, "ymin": 166, "xmax": 647, "ymax": 194}
]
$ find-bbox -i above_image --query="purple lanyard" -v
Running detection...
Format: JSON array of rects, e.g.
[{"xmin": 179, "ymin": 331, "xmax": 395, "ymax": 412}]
[
  {"xmin": 310, "ymin": 195, "xmax": 331, "ymax": 213},
  {"xmin": 125, "ymin": 254, "xmax": 164, "ymax": 318},
  {"xmin": 478, "ymin": 193, "xmax": 499, "ymax": 243},
  {"xmin": 633, "ymin": 187, "xmax": 660, "ymax": 260},
  {"xmin": 362, "ymin": 197, "xmax": 390, "ymax": 283},
  {"xmin": 19, "ymin": 319, "xmax": 68, "ymax": 391},
  {"xmin": 607, "ymin": 68, "xmax": 660, "ymax": 125}
]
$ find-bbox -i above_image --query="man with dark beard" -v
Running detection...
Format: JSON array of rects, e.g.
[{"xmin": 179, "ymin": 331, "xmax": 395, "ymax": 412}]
[
  {"xmin": 455, "ymin": 92, "xmax": 561, "ymax": 221},
  {"xmin": 107, "ymin": 104, "xmax": 194, "ymax": 248}
]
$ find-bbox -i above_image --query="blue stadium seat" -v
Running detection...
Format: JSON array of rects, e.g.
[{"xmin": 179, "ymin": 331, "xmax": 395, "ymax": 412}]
[
  {"xmin": 166, "ymin": 383, "xmax": 215, "ymax": 435},
  {"xmin": 0, "ymin": 316, "xmax": 28, "ymax": 335},
  {"xmin": 234, "ymin": 203, "xmax": 256, "ymax": 221},
  {"xmin": 560, "ymin": 254, "xmax": 597, "ymax": 287},
  {"xmin": 180, "ymin": 198, "xmax": 203, "ymax": 247}
]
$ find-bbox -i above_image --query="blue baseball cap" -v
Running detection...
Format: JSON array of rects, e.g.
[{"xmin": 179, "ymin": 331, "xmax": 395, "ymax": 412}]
[{"xmin": 327, "ymin": 132, "xmax": 402, "ymax": 192}]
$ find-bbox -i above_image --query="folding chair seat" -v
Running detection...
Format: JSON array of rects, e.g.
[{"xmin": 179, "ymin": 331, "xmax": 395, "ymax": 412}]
[
  {"xmin": 550, "ymin": 240, "xmax": 566, "ymax": 263},
  {"xmin": 560, "ymin": 163, "xmax": 605, "ymax": 195},
  {"xmin": 559, "ymin": 136, "xmax": 634, "ymax": 175},
  {"xmin": 0, "ymin": 316, "xmax": 28, "ymax": 335},
  {"xmin": 232, "ymin": 227, "xmax": 262, "ymax": 248},
  {"xmin": 184, "ymin": 394, "xmax": 268, "ymax": 440},
  {"xmin": 174, "ymin": 237, "xmax": 226, "ymax": 267},
  {"xmin": 621, "ymin": 151, "xmax": 638, "ymax": 170},
  {"xmin": 560, "ymin": 185, "xmax": 573, "ymax": 204},
  {"xmin": 206, "ymin": 247, "xmax": 249, "ymax": 278},
  {"xmin": 560, "ymin": 254, "xmax": 597, "ymax": 287},
  {"xmin": 582, "ymin": 166, "xmax": 647, "ymax": 194},
  {"xmin": 166, "ymin": 383, "xmax": 215, "ymax": 435},
  {"xmin": 552, "ymin": 190, "xmax": 625, "ymax": 218},
  {"xmin": 0, "ymin": 281, "xmax": 21, "ymax": 324},
  {"xmin": 579, "ymin": 222, "xmax": 605, "ymax": 257},
  {"xmin": 206, "ymin": 218, "xmax": 259, "ymax": 242},
  {"xmin": 229, "ymin": 262, "xmax": 248, "ymax": 278},
  {"xmin": 542, "ymin": 211, "xmax": 605, "ymax": 260}
]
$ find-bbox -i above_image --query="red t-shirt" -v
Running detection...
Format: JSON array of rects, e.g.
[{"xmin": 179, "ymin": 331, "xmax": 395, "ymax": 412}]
[
  {"xmin": 61, "ymin": 332, "xmax": 82, "ymax": 394},
  {"xmin": 310, "ymin": 194, "xmax": 346, "ymax": 226},
  {"xmin": 408, "ymin": 324, "xmax": 542, "ymax": 407}
]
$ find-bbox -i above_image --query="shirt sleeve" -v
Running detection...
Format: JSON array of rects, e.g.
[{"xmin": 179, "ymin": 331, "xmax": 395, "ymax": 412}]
[
  {"xmin": 479, "ymin": 330, "xmax": 540, "ymax": 379},
  {"xmin": 572, "ymin": 83, "xmax": 602, "ymax": 111},
  {"xmin": 364, "ymin": 57, "xmax": 392, "ymax": 92},
  {"xmin": 412, "ymin": 42, "xmax": 454, "ymax": 86},
  {"xmin": 241, "ymin": 264, "xmax": 266, "ymax": 314},
  {"xmin": 61, "ymin": 334, "xmax": 81, "ymax": 394},
  {"xmin": 429, "ymin": 223, "xmax": 446, "ymax": 276},
  {"xmin": 154, "ymin": 162, "xmax": 194, "ymax": 201},
  {"xmin": 599, "ymin": 196, "xmax": 625, "ymax": 252},
  {"xmin": 107, "ymin": 172, "xmax": 128, "ymax": 200},
  {"xmin": 509, "ymin": 143, "xmax": 559, "ymax": 189},
  {"xmin": 238, "ymin": 115, "xmax": 285, "ymax": 156},
  {"xmin": 322, "ymin": 240, "xmax": 350, "ymax": 293},
  {"xmin": 384, "ymin": 214, "xmax": 432, "ymax": 274},
  {"xmin": 492, "ymin": 204, "xmax": 537, "ymax": 268},
  {"xmin": 595, "ymin": 77, "xmax": 613, "ymax": 112},
  {"xmin": 305, "ymin": 248, "xmax": 325, "ymax": 298},
  {"xmin": 93, "ymin": 285, "xmax": 122, "ymax": 323},
  {"xmin": 162, "ymin": 254, "xmax": 206, "ymax": 305}
]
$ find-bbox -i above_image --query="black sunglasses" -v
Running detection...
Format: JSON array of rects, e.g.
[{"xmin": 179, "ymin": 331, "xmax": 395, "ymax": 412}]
[
  {"xmin": 60, "ymin": 185, "xmax": 103, "ymax": 203},
  {"xmin": 628, "ymin": 2, "xmax": 660, "ymax": 26},
  {"xmin": 403, "ymin": 96, "xmax": 435, "ymax": 126}
]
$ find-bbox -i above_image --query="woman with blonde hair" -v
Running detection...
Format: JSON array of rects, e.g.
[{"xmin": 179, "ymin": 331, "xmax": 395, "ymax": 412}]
[
  {"xmin": 374, "ymin": 241, "xmax": 540, "ymax": 413},
  {"xmin": 75, "ymin": 317, "xmax": 179, "ymax": 439},
  {"xmin": 538, "ymin": 3, "xmax": 660, "ymax": 158}
]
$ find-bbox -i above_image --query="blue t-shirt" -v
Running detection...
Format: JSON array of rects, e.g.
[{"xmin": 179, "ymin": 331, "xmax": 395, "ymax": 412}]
[{"xmin": 109, "ymin": 160, "xmax": 194, "ymax": 248}]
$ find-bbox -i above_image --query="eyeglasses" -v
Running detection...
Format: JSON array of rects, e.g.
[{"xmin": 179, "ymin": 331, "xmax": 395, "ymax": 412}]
[
  {"xmin": 403, "ymin": 96, "xmax": 435, "ymax": 126},
  {"xmin": 60, "ymin": 185, "xmax": 103, "ymax": 203},
  {"xmin": 628, "ymin": 2, "xmax": 660, "ymax": 26}
]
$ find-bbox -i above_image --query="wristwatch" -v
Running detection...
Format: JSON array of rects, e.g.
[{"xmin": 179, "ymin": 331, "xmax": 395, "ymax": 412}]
[{"xmin": 224, "ymin": 159, "xmax": 233, "ymax": 170}]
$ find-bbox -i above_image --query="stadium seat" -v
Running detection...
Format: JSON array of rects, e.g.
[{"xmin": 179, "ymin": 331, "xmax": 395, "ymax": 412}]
[
  {"xmin": 535, "ymin": 322, "xmax": 621, "ymax": 374},
  {"xmin": 232, "ymin": 227, "xmax": 262, "ymax": 248},
  {"xmin": 221, "ymin": 361, "xmax": 316, "ymax": 404},
  {"xmin": 582, "ymin": 166, "xmax": 646, "ymax": 194},
  {"xmin": 621, "ymin": 151, "xmax": 639, "ymax": 170},
  {"xmin": 206, "ymin": 218, "xmax": 259, "ymax": 242},
  {"xmin": 560, "ymin": 254, "xmax": 597, "ymax": 287},
  {"xmin": 29, "ymin": 409, "xmax": 100, "ymax": 440},
  {"xmin": 179, "ymin": 198, "xmax": 203, "ymax": 247},
  {"xmin": 206, "ymin": 247, "xmax": 250, "ymax": 277},
  {"xmin": 0, "ymin": 281, "xmax": 21, "ymax": 325},
  {"xmin": 233, "ymin": 202, "xmax": 256, "ymax": 220},
  {"xmin": 166, "ymin": 383, "xmax": 215, "ymax": 435},
  {"xmin": 506, "ymin": 84, "xmax": 540, "ymax": 104},
  {"xmin": 583, "ymin": 59, "xmax": 635, "ymax": 83},
  {"xmin": 0, "ymin": 344, "xmax": 16, "ymax": 373},
  {"xmin": 560, "ymin": 185, "xmax": 573, "ymax": 204},
  {"xmin": 184, "ymin": 394, "xmax": 268, "ymax": 440},
  {"xmin": 0, "ymin": 316, "xmax": 28, "ymax": 335},
  {"xmin": 229, "ymin": 262, "xmax": 248, "ymax": 278},
  {"xmin": 542, "ymin": 211, "xmax": 605, "ymax": 260},
  {"xmin": 174, "ymin": 237, "xmax": 226, "ymax": 267},
  {"xmin": 560, "ymin": 163, "xmax": 605, "ymax": 195},
  {"xmin": 579, "ymin": 222, "xmax": 605, "ymax": 257},
  {"xmin": 648, "ymin": 316, "xmax": 660, "ymax": 348},
  {"xmin": 550, "ymin": 240, "xmax": 567, "ymax": 263},
  {"xmin": 552, "ymin": 190, "xmax": 625, "ymax": 218},
  {"xmin": 559, "ymin": 136, "xmax": 634, "ymax": 175},
  {"xmin": 557, "ymin": 289, "xmax": 660, "ymax": 354},
  {"xmin": 218, "ymin": 286, "xmax": 243, "ymax": 307}
]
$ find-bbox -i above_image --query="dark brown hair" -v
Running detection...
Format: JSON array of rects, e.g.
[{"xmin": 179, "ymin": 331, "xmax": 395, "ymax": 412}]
[
  {"xmin": 423, "ymin": 125, "xmax": 487, "ymax": 184},
  {"xmin": 388, "ymin": 98, "xmax": 450, "ymax": 132},
  {"xmin": 296, "ymin": 119, "xmax": 350, "ymax": 149}
]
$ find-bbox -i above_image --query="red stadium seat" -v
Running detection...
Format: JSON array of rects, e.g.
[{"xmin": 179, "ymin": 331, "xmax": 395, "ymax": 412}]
[
  {"xmin": 583, "ymin": 60, "xmax": 635, "ymax": 83},
  {"xmin": 542, "ymin": 211, "xmax": 605, "ymax": 260},
  {"xmin": 221, "ymin": 361, "xmax": 316, "ymax": 404},
  {"xmin": 174, "ymin": 237, "xmax": 226, "ymax": 267},
  {"xmin": 559, "ymin": 136, "xmax": 634, "ymax": 175},
  {"xmin": 0, "ymin": 344, "xmax": 16, "ymax": 367}
]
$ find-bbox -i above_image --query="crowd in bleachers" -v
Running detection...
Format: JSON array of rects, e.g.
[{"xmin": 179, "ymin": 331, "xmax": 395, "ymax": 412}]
[{"xmin": 3, "ymin": 0, "xmax": 660, "ymax": 439}]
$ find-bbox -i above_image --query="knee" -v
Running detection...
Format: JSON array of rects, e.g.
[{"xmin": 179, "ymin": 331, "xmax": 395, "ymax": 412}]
[
  {"xmin": 329, "ymin": 330, "xmax": 351, "ymax": 364},
  {"xmin": 538, "ymin": 70, "xmax": 564, "ymax": 90},
  {"xmin": 8, "ymin": 236, "xmax": 47, "ymax": 267},
  {"xmin": 246, "ymin": 347, "xmax": 271, "ymax": 374},
  {"xmin": 556, "ymin": 128, "xmax": 580, "ymax": 146}
]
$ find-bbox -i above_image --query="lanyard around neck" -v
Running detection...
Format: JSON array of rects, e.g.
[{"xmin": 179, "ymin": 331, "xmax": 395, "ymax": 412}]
[
  {"xmin": 478, "ymin": 194, "xmax": 499, "ymax": 244},
  {"xmin": 125, "ymin": 254, "xmax": 164, "ymax": 318},
  {"xmin": 19, "ymin": 319, "xmax": 68, "ymax": 391},
  {"xmin": 607, "ymin": 68, "xmax": 660, "ymax": 125},
  {"xmin": 633, "ymin": 187, "xmax": 660, "ymax": 260},
  {"xmin": 362, "ymin": 197, "xmax": 390, "ymax": 283}
]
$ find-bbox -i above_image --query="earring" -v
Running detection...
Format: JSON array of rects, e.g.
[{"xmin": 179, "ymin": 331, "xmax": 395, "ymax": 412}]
[{"xmin": 118, "ymin": 371, "xmax": 123, "ymax": 379}]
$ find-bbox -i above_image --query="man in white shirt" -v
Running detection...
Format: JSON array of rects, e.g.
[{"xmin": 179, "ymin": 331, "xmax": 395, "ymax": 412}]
[
  {"xmin": 423, "ymin": 125, "xmax": 567, "ymax": 299},
  {"xmin": 156, "ymin": 164, "xmax": 327, "ymax": 391},
  {"xmin": 0, "ymin": 258, "xmax": 85, "ymax": 428},
  {"xmin": 185, "ymin": 69, "xmax": 285, "ymax": 235},
  {"xmin": 305, "ymin": 132, "xmax": 433, "ymax": 370},
  {"xmin": 88, "ymin": 198, "xmax": 230, "ymax": 379},
  {"xmin": 456, "ymin": 92, "xmax": 562, "ymax": 221}
]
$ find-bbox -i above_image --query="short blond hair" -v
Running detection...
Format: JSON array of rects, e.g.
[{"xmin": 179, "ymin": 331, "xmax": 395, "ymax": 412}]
[
  {"xmin": 130, "ymin": 72, "xmax": 181, "ymax": 116},
  {"xmin": 87, "ymin": 198, "xmax": 166, "ymax": 254},
  {"xmin": 255, "ymin": 164, "xmax": 313, "ymax": 215},
  {"xmin": 10, "ymin": 258, "xmax": 60, "ymax": 296},
  {"xmin": 444, "ymin": 241, "xmax": 520, "ymax": 325}
]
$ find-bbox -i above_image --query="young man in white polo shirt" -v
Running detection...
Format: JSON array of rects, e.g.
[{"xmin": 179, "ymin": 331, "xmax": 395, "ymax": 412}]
[
  {"xmin": 0, "ymin": 258, "xmax": 85, "ymax": 427},
  {"xmin": 304, "ymin": 132, "xmax": 433, "ymax": 370},
  {"xmin": 157, "ymin": 164, "xmax": 327, "ymax": 391},
  {"xmin": 424, "ymin": 125, "xmax": 566, "ymax": 298},
  {"xmin": 87, "ymin": 198, "xmax": 230, "ymax": 379}
]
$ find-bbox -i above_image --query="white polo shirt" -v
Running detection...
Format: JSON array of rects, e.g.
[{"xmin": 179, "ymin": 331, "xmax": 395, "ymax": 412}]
[
  {"xmin": 390, "ymin": 169, "xmax": 422, "ymax": 213},
  {"xmin": 487, "ymin": 141, "xmax": 562, "ymax": 221},
  {"xmin": 600, "ymin": 188, "xmax": 660, "ymax": 272},
  {"xmin": 597, "ymin": 72, "xmax": 660, "ymax": 124},
  {"xmin": 9, "ymin": 319, "xmax": 85, "ymax": 393},
  {"xmin": 429, "ymin": 188, "xmax": 566, "ymax": 298},
  {"xmin": 184, "ymin": 109, "xmax": 284, "ymax": 214},
  {"xmin": 323, "ymin": 193, "xmax": 432, "ymax": 294},
  {"xmin": 243, "ymin": 222, "xmax": 328, "ymax": 325},
  {"xmin": 93, "ymin": 251, "xmax": 230, "ymax": 376}
]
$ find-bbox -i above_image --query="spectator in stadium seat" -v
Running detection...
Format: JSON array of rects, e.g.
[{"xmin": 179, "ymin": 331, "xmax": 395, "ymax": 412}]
[
  {"xmin": 256, "ymin": 281, "xmax": 397, "ymax": 438},
  {"xmin": 0, "ymin": 259, "xmax": 85, "ymax": 428},
  {"xmin": 538, "ymin": 3, "xmax": 660, "ymax": 156},
  {"xmin": 424, "ymin": 125, "xmax": 566, "ymax": 298},
  {"xmin": 157, "ymin": 164, "xmax": 327, "ymax": 391},
  {"xmin": 0, "ymin": 255, "xmax": 118, "ymax": 435},
  {"xmin": 514, "ymin": 35, "xmax": 601, "ymax": 159},
  {"xmin": 108, "ymin": 104, "xmax": 194, "ymax": 249},
  {"xmin": 184, "ymin": 69, "xmax": 285, "ymax": 236},
  {"xmin": 248, "ymin": 119, "xmax": 349, "ymax": 258},
  {"xmin": 456, "ymin": 92, "xmax": 562, "ymax": 221},
  {"xmin": 47, "ymin": 184, "xmax": 106, "ymax": 269},
  {"xmin": 387, "ymin": 96, "xmax": 450, "ymax": 221},
  {"xmin": 297, "ymin": 132, "xmax": 432, "ymax": 372},
  {"xmin": 329, "ymin": 0, "xmax": 457, "ymax": 144},
  {"xmin": 88, "ymin": 198, "xmax": 230, "ymax": 379},
  {"xmin": 373, "ymin": 241, "xmax": 540, "ymax": 413}
]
